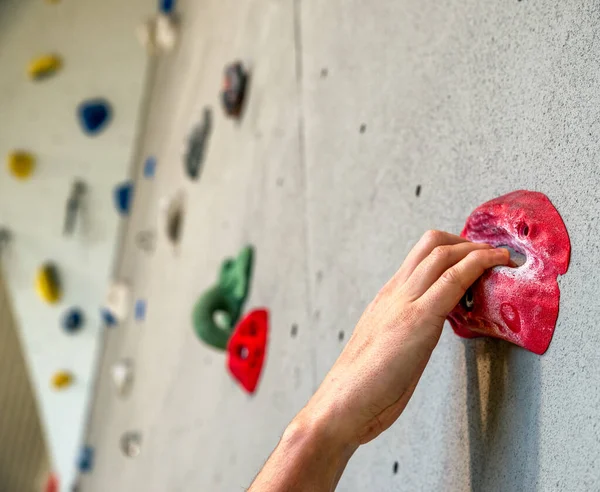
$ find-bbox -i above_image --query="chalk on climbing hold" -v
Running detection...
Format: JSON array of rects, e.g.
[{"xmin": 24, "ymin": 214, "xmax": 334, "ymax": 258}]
[
  {"xmin": 103, "ymin": 281, "xmax": 131, "ymax": 326},
  {"xmin": 221, "ymin": 62, "xmax": 248, "ymax": 118},
  {"xmin": 7, "ymin": 150, "xmax": 35, "ymax": 180},
  {"xmin": 62, "ymin": 308, "xmax": 84, "ymax": 333},
  {"xmin": 114, "ymin": 181, "xmax": 134, "ymax": 216},
  {"xmin": 192, "ymin": 245, "xmax": 254, "ymax": 350},
  {"xmin": 144, "ymin": 156, "xmax": 157, "ymax": 178},
  {"xmin": 447, "ymin": 190, "xmax": 571, "ymax": 355},
  {"xmin": 227, "ymin": 309, "xmax": 269, "ymax": 394},
  {"xmin": 185, "ymin": 108, "xmax": 212, "ymax": 180},
  {"xmin": 36, "ymin": 262, "xmax": 62, "ymax": 304},
  {"xmin": 111, "ymin": 359, "xmax": 134, "ymax": 396},
  {"xmin": 78, "ymin": 99, "xmax": 112, "ymax": 135},
  {"xmin": 51, "ymin": 370, "xmax": 74, "ymax": 390},
  {"xmin": 77, "ymin": 446, "xmax": 94, "ymax": 473},
  {"xmin": 28, "ymin": 54, "xmax": 62, "ymax": 80},
  {"xmin": 120, "ymin": 431, "xmax": 142, "ymax": 458}
]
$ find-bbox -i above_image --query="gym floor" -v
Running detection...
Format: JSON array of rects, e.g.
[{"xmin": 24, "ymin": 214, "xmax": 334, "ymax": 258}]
[{"xmin": 83, "ymin": 0, "xmax": 600, "ymax": 491}]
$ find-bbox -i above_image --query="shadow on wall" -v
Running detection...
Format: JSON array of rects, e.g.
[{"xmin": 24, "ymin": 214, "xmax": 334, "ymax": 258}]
[
  {"xmin": 464, "ymin": 339, "xmax": 540, "ymax": 492},
  {"xmin": 0, "ymin": 268, "xmax": 51, "ymax": 491}
]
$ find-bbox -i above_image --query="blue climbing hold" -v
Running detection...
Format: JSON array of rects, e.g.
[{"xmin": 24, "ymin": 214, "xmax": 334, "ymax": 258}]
[
  {"xmin": 63, "ymin": 308, "xmax": 84, "ymax": 333},
  {"xmin": 135, "ymin": 299, "xmax": 147, "ymax": 321},
  {"xmin": 78, "ymin": 98, "xmax": 112, "ymax": 135},
  {"xmin": 77, "ymin": 446, "xmax": 94, "ymax": 473},
  {"xmin": 114, "ymin": 181, "xmax": 133, "ymax": 216},
  {"xmin": 101, "ymin": 308, "xmax": 117, "ymax": 327},
  {"xmin": 159, "ymin": 0, "xmax": 176, "ymax": 14},
  {"xmin": 144, "ymin": 156, "xmax": 157, "ymax": 178}
]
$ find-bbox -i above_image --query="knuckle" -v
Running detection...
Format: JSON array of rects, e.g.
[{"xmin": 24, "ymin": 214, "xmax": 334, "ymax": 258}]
[
  {"xmin": 440, "ymin": 268, "xmax": 465, "ymax": 289},
  {"xmin": 431, "ymin": 245, "xmax": 451, "ymax": 262},
  {"xmin": 422, "ymin": 229, "xmax": 443, "ymax": 246}
]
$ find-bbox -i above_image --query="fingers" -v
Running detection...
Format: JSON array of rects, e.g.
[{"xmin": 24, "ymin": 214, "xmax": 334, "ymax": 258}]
[
  {"xmin": 417, "ymin": 248, "xmax": 510, "ymax": 317},
  {"xmin": 392, "ymin": 230, "xmax": 468, "ymax": 286},
  {"xmin": 402, "ymin": 242, "xmax": 494, "ymax": 300}
]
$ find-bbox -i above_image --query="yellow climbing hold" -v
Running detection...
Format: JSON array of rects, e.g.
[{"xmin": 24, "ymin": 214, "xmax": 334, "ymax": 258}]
[
  {"xmin": 51, "ymin": 371, "xmax": 73, "ymax": 390},
  {"xmin": 7, "ymin": 151, "xmax": 35, "ymax": 180},
  {"xmin": 28, "ymin": 54, "xmax": 62, "ymax": 80},
  {"xmin": 35, "ymin": 263, "xmax": 62, "ymax": 304}
]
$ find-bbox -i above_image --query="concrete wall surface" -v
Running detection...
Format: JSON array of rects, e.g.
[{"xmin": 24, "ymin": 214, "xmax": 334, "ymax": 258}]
[
  {"xmin": 0, "ymin": 0, "xmax": 152, "ymax": 489},
  {"xmin": 83, "ymin": 1, "xmax": 600, "ymax": 491}
]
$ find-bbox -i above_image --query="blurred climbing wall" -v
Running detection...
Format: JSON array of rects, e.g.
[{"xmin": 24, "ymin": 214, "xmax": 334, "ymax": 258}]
[
  {"xmin": 0, "ymin": 268, "xmax": 51, "ymax": 492},
  {"xmin": 82, "ymin": 0, "xmax": 600, "ymax": 491},
  {"xmin": 0, "ymin": 0, "xmax": 153, "ymax": 489}
]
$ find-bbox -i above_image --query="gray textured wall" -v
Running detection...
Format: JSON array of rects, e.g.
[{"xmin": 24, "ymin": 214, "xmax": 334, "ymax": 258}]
[{"xmin": 83, "ymin": 0, "xmax": 600, "ymax": 491}]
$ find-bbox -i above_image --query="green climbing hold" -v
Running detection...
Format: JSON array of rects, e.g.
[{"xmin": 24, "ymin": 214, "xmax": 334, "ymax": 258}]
[{"xmin": 192, "ymin": 245, "xmax": 254, "ymax": 350}]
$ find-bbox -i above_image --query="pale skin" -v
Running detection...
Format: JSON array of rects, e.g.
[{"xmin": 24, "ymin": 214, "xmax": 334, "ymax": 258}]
[{"xmin": 248, "ymin": 230, "xmax": 511, "ymax": 492}]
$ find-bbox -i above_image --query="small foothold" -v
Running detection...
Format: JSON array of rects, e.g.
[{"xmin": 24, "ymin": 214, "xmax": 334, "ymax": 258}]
[
  {"xmin": 144, "ymin": 156, "xmax": 157, "ymax": 178},
  {"xmin": 62, "ymin": 308, "xmax": 85, "ymax": 333},
  {"xmin": 44, "ymin": 473, "xmax": 59, "ymax": 492},
  {"xmin": 7, "ymin": 151, "xmax": 35, "ymax": 180},
  {"xmin": 120, "ymin": 431, "xmax": 142, "ymax": 458},
  {"xmin": 227, "ymin": 309, "xmax": 269, "ymax": 394},
  {"xmin": 320, "ymin": 68, "xmax": 328, "ymax": 78},
  {"xmin": 359, "ymin": 124, "xmax": 366, "ymax": 134},
  {"xmin": 28, "ymin": 54, "xmax": 62, "ymax": 80},
  {"xmin": 393, "ymin": 461, "xmax": 399, "ymax": 474},
  {"xmin": 291, "ymin": 324, "xmax": 298, "ymax": 337},
  {"xmin": 103, "ymin": 281, "xmax": 132, "ymax": 326},
  {"xmin": 416, "ymin": 185, "xmax": 421, "ymax": 197},
  {"xmin": 134, "ymin": 299, "xmax": 146, "ymax": 321},
  {"xmin": 78, "ymin": 99, "xmax": 112, "ymax": 135},
  {"xmin": 77, "ymin": 446, "xmax": 94, "ymax": 473},
  {"xmin": 338, "ymin": 331, "xmax": 344, "ymax": 341},
  {"xmin": 111, "ymin": 359, "xmax": 134, "ymax": 396},
  {"xmin": 114, "ymin": 181, "xmax": 134, "ymax": 216},
  {"xmin": 159, "ymin": 0, "xmax": 176, "ymax": 14},
  {"xmin": 36, "ymin": 262, "xmax": 62, "ymax": 304},
  {"xmin": 221, "ymin": 62, "xmax": 248, "ymax": 118},
  {"xmin": 185, "ymin": 108, "xmax": 212, "ymax": 179},
  {"xmin": 51, "ymin": 370, "xmax": 74, "ymax": 390}
]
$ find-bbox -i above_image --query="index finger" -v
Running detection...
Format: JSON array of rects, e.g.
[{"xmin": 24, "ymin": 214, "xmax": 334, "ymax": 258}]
[{"xmin": 416, "ymin": 248, "xmax": 510, "ymax": 317}]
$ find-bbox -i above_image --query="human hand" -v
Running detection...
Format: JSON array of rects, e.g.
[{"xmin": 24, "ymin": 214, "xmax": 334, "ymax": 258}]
[{"xmin": 296, "ymin": 230, "xmax": 510, "ymax": 447}]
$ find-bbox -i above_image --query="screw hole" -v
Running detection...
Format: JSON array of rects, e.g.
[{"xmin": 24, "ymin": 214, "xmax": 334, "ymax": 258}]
[
  {"xmin": 521, "ymin": 224, "xmax": 529, "ymax": 237},
  {"xmin": 462, "ymin": 288, "xmax": 474, "ymax": 311},
  {"xmin": 238, "ymin": 346, "xmax": 249, "ymax": 360}
]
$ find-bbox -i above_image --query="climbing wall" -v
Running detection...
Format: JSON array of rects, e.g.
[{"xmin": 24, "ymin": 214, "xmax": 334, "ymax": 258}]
[
  {"xmin": 0, "ymin": 0, "xmax": 153, "ymax": 490},
  {"xmin": 84, "ymin": 0, "xmax": 600, "ymax": 491}
]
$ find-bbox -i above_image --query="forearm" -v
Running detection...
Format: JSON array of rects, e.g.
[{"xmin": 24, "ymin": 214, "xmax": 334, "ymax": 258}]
[{"xmin": 248, "ymin": 409, "xmax": 358, "ymax": 492}]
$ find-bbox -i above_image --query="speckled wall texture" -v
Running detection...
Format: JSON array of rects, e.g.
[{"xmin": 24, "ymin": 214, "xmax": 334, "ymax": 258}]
[{"xmin": 83, "ymin": 0, "xmax": 600, "ymax": 490}]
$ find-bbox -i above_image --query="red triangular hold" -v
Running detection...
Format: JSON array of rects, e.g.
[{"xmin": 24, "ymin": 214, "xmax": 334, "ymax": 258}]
[{"xmin": 227, "ymin": 309, "xmax": 268, "ymax": 394}]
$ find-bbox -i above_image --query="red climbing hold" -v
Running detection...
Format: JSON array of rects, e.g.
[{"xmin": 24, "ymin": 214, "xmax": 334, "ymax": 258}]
[
  {"xmin": 227, "ymin": 309, "xmax": 268, "ymax": 394},
  {"xmin": 44, "ymin": 473, "xmax": 59, "ymax": 492},
  {"xmin": 447, "ymin": 190, "xmax": 570, "ymax": 355}
]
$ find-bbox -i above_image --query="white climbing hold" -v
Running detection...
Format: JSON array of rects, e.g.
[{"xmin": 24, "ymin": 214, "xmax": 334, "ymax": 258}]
[
  {"xmin": 137, "ymin": 13, "xmax": 178, "ymax": 55},
  {"xmin": 111, "ymin": 359, "xmax": 133, "ymax": 396},
  {"xmin": 103, "ymin": 281, "xmax": 131, "ymax": 326}
]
